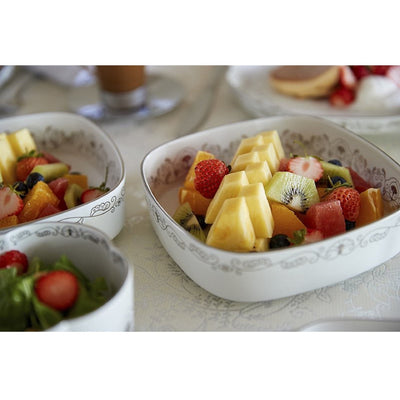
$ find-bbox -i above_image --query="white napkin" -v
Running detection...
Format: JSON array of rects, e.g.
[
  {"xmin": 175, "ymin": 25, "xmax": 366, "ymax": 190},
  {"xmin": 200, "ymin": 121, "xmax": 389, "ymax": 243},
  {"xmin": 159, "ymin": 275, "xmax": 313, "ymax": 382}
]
[{"xmin": 25, "ymin": 66, "xmax": 95, "ymax": 87}]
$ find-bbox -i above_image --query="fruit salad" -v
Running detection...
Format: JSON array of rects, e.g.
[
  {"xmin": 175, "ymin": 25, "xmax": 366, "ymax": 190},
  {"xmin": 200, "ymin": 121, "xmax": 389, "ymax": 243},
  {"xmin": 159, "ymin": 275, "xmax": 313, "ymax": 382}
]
[
  {"xmin": 173, "ymin": 130, "xmax": 384, "ymax": 252},
  {"xmin": 0, "ymin": 128, "xmax": 109, "ymax": 229},
  {"xmin": 0, "ymin": 250, "xmax": 109, "ymax": 331}
]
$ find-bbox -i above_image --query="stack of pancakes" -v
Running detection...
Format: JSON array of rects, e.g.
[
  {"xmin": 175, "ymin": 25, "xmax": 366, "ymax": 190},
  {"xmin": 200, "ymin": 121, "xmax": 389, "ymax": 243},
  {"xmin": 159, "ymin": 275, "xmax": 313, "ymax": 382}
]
[{"xmin": 269, "ymin": 66, "xmax": 341, "ymax": 98}]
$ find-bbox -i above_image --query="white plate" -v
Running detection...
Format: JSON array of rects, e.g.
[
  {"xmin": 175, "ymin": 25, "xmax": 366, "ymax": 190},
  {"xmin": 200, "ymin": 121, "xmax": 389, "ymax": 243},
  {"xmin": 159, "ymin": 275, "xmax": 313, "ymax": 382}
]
[
  {"xmin": 0, "ymin": 112, "xmax": 125, "ymax": 239},
  {"xmin": 142, "ymin": 115, "xmax": 400, "ymax": 302},
  {"xmin": 226, "ymin": 66, "xmax": 400, "ymax": 134}
]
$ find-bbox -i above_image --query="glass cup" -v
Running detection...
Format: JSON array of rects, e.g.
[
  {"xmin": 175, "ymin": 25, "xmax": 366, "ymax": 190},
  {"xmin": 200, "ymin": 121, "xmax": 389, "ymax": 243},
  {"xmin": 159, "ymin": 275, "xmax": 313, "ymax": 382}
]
[{"xmin": 96, "ymin": 66, "xmax": 146, "ymax": 112}]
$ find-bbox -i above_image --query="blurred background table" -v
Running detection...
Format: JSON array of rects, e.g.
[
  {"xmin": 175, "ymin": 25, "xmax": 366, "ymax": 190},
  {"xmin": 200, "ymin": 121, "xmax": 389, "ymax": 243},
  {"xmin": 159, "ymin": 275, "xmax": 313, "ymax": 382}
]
[{"xmin": 3, "ymin": 66, "xmax": 400, "ymax": 331}]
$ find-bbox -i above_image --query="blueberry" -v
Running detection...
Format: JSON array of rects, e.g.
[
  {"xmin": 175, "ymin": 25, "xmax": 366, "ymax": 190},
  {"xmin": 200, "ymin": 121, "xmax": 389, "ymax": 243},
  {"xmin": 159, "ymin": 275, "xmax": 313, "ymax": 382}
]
[
  {"xmin": 13, "ymin": 181, "xmax": 29, "ymax": 198},
  {"xmin": 26, "ymin": 172, "xmax": 44, "ymax": 189},
  {"xmin": 269, "ymin": 234, "xmax": 291, "ymax": 249},
  {"xmin": 345, "ymin": 220, "xmax": 356, "ymax": 231},
  {"xmin": 330, "ymin": 176, "xmax": 347, "ymax": 186},
  {"xmin": 328, "ymin": 159, "xmax": 342, "ymax": 166}
]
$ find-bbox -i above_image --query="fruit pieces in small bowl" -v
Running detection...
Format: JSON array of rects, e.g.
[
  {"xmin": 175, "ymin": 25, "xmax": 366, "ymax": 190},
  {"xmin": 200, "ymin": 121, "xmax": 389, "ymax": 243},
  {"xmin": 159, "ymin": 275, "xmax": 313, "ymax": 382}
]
[
  {"xmin": 141, "ymin": 116, "xmax": 400, "ymax": 302},
  {"xmin": 0, "ymin": 112, "xmax": 125, "ymax": 239},
  {"xmin": 0, "ymin": 222, "xmax": 134, "ymax": 331}
]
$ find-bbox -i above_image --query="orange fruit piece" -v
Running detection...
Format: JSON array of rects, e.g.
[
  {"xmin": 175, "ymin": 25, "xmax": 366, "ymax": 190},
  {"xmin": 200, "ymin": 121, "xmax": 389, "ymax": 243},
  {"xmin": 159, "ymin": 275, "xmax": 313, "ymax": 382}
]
[
  {"xmin": 19, "ymin": 181, "xmax": 60, "ymax": 223},
  {"xmin": 183, "ymin": 150, "xmax": 215, "ymax": 191},
  {"xmin": 179, "ymin": 187, "xmax": 211, "ymax": 216},
  {"xmin": 0, "ymin": 215, "xmax": 19, "ymax": 228},
  {"xmin": 270, "ymin": 201, "xmax": 306, "ymax": 238},
  {"xmin": 64, "ymin": 174, "xmax": 88, "ymax": 190},
  {"xmin": 356, "ymin": 188, "xmax": 384, "ymax": 227}
]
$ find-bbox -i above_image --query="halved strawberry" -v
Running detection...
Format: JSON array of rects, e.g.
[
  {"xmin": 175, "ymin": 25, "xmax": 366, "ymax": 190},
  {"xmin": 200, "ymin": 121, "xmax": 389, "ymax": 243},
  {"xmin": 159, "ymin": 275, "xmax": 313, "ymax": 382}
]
[
  {"xmin": 0, "ymin": 250, "xmax": 29, "ymax": 274},
  {"xmin": 0, "ymin": 187, "xmax": 24, "ymax": 219},
  {"xmin": 324, "ymin": 186, "xmax": 361, "ymax": 221},
  {"xmin": 194, "ymin": 159, "xmax": 230, "ymax": 199},
  {"xmin": 339, "ymin": 66, "xmax": 357, "ymax": 89},
  {"xmin": 287, "ymin": 156, "xmax": 323, "ymax": 182},
  {"xmin": 81, "ymin": 188, "xmax": 107, "ymax": 203},
  {"xmin": 35, "ymin": 270, "xmax": 79, "ymax": 311},
  {"xmin": 329, "ymin": 86, "xmax": 355, "ymax": 107},
  {"xmin": 16, "ymin": 154, "xmax": 48, "ymax": 182}
]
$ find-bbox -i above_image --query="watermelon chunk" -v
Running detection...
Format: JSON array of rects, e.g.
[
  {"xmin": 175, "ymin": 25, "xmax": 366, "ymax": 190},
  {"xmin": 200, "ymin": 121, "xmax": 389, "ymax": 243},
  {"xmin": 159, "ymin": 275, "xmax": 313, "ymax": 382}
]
[{"xmin": 304, "ymin": 200, "xmax": 346, "ymax": 238}]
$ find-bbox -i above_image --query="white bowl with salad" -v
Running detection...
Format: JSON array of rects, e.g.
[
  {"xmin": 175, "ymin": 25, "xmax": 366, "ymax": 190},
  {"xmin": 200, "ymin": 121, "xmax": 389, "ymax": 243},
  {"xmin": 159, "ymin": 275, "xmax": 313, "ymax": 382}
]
[
  {"xmin": 0, "ymin": 222, "xmax": 134, "ymax": 331},
  {"xmin": 0, "ymin": 112, "xmax": 125, "ymax": 239},
  {"xmin": 141, "ymin": 115, "xmax": 400, "ymax": 302}
]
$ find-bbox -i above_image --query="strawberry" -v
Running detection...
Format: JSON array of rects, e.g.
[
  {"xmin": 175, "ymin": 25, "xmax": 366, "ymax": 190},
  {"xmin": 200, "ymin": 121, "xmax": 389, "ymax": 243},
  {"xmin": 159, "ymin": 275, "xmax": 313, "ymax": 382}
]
[
  {"xmin": 370, "ymin": 65, "xmax": 391, "ymax": 75},
  {"xmin": 81, "ymin": 188, "xmax": 107, "ymax": 203},
  {"xmin": 194, "ymin": 159, "xmax": 230, "ymax": 199},
  {"xmin": 35, "ymin": 270, "xmax": 79, "ymax": 311},
  {"xmin": 329, "ymin": 86, "xmax": 355, "ymax": 107},
  {"xmin": 279, "ymin": 157, "xmax": 290, "ymax": 171},
  {"xmin": 0, "ymin": 187, "xmax": 24, "ymax": 219},
  {"xmin": 16, "ymin": 153, "xmax": 48, "ymax": 182},
  {"xmin": 325, "ymin": 186, "xmax": 361, "ymax": 221},
  {"xmin": 287, "ymin": 156, "xmax": 323, "ymax": 181},
  {"xmin": 0, "ymin": 250, "xmax": 29, "ymax": 274},
  {"xmin": 386, "ymin": 66, "xmax": 400, "ymax": 87},
  {"xmin": 350, "ymin": 66, "xmax": 370, "ymax": 80},
  {"xmin": 339, "ymin": 66, "xmax": 357, "ymax": 90}
]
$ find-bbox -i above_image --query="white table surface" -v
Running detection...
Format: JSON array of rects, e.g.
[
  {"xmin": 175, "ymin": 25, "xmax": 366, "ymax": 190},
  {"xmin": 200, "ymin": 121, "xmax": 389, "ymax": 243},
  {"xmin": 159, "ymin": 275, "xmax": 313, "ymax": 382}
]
[{"xmin": 5, "ymin": 66, "xmax": 400, "ymax": 331}]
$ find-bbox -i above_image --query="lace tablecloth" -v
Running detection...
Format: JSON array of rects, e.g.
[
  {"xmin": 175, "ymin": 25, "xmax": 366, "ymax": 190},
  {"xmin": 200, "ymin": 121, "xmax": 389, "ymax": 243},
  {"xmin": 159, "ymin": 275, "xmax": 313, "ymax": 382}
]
[{"xmin": 10, "ymin": 66, "xmax": 400, "ymax": 331}]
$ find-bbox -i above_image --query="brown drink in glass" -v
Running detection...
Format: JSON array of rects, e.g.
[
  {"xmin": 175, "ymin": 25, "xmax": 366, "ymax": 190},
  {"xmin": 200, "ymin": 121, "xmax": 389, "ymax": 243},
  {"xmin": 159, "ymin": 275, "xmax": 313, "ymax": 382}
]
[{"xmin": 96, "ymin": 66, "xmax": 146, "ymax": 111}]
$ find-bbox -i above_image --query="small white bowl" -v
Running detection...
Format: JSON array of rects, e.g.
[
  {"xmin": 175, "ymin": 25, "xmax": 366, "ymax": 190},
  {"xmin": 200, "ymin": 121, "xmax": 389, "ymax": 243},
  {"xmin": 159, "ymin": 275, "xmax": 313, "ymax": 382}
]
[
  {"xmin": 0, "ymin": 222, "xmax": 134, "ymax": 331},
  {"xmin": 141, "ymin": 115, "xmax": 400, "ymax": 302},
  {"xmin": 0, "ymin": 112, "xmax": 125, "ymax": 239}
]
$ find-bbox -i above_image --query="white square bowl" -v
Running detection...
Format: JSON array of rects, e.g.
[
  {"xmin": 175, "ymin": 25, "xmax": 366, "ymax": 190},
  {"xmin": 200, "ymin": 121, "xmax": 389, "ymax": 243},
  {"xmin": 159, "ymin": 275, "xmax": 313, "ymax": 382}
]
[
  {"xmin": 0, "ymin": 221, "xmax": 134, "ymax": 331},
  {"xmin": 141, "ymin": 115, "xmax": 400, "ymax": 302},
  {"xmin": 0, "ymin": 112, "xmax": 125, "ymax": 239}
]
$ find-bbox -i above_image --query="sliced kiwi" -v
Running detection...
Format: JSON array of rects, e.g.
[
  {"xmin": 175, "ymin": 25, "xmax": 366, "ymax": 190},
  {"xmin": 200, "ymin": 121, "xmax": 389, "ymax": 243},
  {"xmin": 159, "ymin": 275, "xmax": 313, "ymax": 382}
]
[
  {"xmin": 64, "ymin": 183, "xmax": 84, "ymax": 209},
  {"xmin": 173, "ymin": 202, "xmax": 206, "ymax": 242},
  {"xmin": 31, "ymin": 163, "xmax": 69, "ymax": 182},
  {"xmin": 265, "ymin": 171, "xmax": 319, "ymax": 212},
  {"xmin": 320, "ymin": 161, "xmax": 354, "ymax": 187}
]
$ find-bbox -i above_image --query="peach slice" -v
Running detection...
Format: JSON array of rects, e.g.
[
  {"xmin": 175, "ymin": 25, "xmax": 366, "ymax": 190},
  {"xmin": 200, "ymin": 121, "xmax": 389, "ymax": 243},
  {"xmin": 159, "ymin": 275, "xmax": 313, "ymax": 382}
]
[
  {"xmin": 270, "ymin": 201, "xmax": 306, "ymax": 239},
  {"xmin": 356, "ymin": 188, "xmax": 384, "ymax": 227}
]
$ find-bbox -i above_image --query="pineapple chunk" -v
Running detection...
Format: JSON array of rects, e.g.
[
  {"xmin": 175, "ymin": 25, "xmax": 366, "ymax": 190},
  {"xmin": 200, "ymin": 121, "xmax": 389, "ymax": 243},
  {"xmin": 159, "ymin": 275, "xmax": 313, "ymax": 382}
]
[
  {"xmin": 7, "ymin": 128, "xmax": 37, "ymax": 157},
  {"xmin": 245, "ymin": 161, "xmax": 272, "ymax": 186},
  {"xmin": 231, "ymin": 135, "xmax": 265, "ymax": 164},
  {"xmin": 230, "ymin": 152, "xmax": 260, "ymax": 172},
  {"xmin": 205, "ymin": 171, "xmax": 249, "ymax": 224},
  {"xmin": 206, "ymin": 197, "xmax": 256, "ymax": 252},
  {"xmin": 0, "ymin": 132, "xmax": 17, "ymax": 184},
  {"xmin": 252, "ymin": 238, "xmax": 269, "ymax": 252},
  {"xmin": 251, "ymin": 143, "xmax": 280, "ymax": 174},
  {"xmin": 259, "ymin": 130, "xmax": 285, "ymax": 160},
  {"xmin": 238, "ymin": 183, "xmax": 274, "ymax": 238}
]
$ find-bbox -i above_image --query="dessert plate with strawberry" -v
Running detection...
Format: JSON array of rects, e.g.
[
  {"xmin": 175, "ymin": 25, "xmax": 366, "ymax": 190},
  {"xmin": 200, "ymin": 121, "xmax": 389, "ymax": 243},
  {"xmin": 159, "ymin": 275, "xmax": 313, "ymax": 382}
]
[
  {"xmin": 227, "ymin": 66, "xmax": 400, "ymax": 134},
  {"xmin": 0, "ymin": 112, "xmax": 125, "ymax": 239},
  {"xmin": 141, "ymin": 115, "xmax": 400, "ymax": 302}
]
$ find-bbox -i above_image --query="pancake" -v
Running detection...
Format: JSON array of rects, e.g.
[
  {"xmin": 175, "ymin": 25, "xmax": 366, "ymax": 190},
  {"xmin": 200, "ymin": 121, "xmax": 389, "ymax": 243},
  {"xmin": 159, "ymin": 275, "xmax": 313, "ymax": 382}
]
[{"xmin": 269, "ymin": 66, "xmax": 341, "ymax": 98}]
